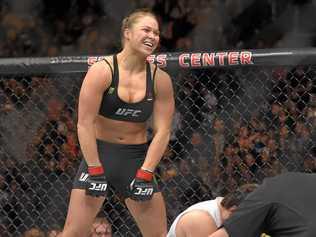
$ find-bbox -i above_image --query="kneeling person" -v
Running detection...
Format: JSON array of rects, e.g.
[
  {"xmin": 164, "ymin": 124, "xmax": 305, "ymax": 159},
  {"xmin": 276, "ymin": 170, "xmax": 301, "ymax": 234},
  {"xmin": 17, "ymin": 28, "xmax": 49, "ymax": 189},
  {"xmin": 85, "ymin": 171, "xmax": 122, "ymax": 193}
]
[
  {"xmin": 167, "ymin": 184, "xmax": 257, "ymax": 237},
  {"xmin": 209, "ymin": 172, "xmax": 316, "ymax": 237}
]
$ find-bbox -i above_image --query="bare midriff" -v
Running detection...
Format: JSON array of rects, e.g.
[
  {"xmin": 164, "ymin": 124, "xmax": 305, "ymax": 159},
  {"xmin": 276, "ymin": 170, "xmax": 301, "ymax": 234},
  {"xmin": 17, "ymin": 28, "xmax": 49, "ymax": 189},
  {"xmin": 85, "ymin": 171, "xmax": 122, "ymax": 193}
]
[{"xmin": 95, "ymin": 115, "xmax": 148, "ymax": 144}]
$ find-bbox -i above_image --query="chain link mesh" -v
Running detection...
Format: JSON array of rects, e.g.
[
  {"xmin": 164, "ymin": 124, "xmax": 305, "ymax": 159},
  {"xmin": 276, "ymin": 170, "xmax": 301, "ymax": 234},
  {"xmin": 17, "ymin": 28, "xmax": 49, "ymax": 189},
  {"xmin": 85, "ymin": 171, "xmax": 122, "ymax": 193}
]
[{"xmin": 0, "ymin": 65, "xmax": 315, "ymax": 236}]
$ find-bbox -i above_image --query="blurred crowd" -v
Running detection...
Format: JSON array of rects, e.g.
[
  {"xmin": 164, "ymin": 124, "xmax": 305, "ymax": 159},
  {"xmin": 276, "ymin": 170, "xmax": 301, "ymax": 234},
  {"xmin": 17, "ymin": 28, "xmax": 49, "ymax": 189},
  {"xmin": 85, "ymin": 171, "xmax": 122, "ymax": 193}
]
[
  {"xmin": 1, "ymin": 0, "xmax": 316, "ymax": 57},
  {"xmin": 1, "ymin": 65, "xmax": 314, "ymax": 236},
  {"xmin": 0, "ymin": 0, "xmax": 316, "ymax": 236},
  {"xmin": 159, "ymin": 65, "xmax": 316, "ymax": 220},
  {"xmin": 0, "ymin": 215, "xmax": 112, "ymax": 237}
]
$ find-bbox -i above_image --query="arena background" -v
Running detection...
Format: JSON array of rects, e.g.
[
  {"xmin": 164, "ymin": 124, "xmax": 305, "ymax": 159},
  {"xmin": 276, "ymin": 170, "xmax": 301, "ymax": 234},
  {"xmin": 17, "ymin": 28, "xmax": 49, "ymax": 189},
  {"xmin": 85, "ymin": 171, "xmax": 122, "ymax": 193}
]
[{"xmin": 0, "ymin": 0, "xmax": 316, "ymax": 236}]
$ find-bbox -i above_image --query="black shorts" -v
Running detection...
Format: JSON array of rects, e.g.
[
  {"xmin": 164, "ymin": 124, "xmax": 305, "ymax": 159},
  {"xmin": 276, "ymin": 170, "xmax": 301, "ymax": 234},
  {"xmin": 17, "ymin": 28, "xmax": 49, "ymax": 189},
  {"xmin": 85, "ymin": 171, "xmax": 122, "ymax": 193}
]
[{"xmin": 73, "ymin": 140, "xmax": 159, "ymax": 199}]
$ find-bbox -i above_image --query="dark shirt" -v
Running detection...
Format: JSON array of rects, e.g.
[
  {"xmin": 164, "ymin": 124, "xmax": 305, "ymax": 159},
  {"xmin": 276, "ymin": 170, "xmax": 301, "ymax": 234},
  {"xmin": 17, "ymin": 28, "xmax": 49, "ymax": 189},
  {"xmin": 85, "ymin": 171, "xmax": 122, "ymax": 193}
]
[{"xmin": 223, "ymin": 172, "xmax": 316, "ymax": 237}]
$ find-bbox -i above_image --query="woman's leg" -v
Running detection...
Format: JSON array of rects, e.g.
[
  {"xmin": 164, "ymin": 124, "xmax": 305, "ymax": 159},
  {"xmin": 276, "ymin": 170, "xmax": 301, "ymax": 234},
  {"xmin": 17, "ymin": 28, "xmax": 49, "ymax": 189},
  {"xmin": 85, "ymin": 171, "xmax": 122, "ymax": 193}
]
[
  {"xmin": 125, "ymin": 192, "xmax": 167, "ymax": 237},
  {"xmin": 61, "ymin": 189, "xmax": 105, "ymax": 237}
]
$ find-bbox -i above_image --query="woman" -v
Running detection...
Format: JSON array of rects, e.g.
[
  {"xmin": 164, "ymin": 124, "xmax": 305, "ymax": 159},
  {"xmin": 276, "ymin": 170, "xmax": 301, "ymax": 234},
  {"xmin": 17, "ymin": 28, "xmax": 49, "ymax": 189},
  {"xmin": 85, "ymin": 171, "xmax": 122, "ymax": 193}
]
[
  {"xmin": 167, "ymin": 184, "xmax": 258, "ymax": 237},
  {"xmin": 61, "ymin": 9, "xmax": 174, "ymax": 237}
]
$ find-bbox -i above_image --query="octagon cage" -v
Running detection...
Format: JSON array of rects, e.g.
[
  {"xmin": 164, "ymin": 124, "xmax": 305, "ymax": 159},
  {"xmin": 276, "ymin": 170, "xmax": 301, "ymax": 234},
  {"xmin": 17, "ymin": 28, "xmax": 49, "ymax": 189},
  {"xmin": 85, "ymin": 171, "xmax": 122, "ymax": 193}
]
[{"xmin": 0, "ymin": 48, "xmax": 315, "ymax": 236}]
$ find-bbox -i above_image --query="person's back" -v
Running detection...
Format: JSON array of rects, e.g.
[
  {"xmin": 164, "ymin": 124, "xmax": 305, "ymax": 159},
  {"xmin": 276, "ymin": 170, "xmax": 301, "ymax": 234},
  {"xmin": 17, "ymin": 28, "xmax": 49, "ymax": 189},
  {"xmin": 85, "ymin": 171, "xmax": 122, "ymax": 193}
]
[
  {"xmin": 169, "ymin": 183, "xmax": 258, "ymax": 237},
  {"xmin": 167, "ymin": 197, "xmax": 223, "ymax": 237},
  {"xmin": 260, "ymin": 172, "xmax": 316, "ymax": 236},
  {"xmin": 221, "ymin": 172, "xmax": 316, "ymax": 237}
]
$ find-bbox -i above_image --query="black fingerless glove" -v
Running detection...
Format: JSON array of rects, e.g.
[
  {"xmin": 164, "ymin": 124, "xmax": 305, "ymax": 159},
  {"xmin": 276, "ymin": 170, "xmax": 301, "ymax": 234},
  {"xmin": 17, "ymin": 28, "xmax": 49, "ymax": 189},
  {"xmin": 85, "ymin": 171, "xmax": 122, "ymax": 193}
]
[
  {"xmin": 129, "ymin": 168, "xmax": 154, "ymax": 201},
  {"xmin": 86, "ymin": 166, "xmax": 107, "ymax": 197}
]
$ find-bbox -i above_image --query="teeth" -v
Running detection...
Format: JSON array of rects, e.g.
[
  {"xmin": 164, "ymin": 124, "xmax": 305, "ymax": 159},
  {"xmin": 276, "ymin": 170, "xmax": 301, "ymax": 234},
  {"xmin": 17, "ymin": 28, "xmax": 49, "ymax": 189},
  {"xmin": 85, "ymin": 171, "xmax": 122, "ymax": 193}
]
[{"xmin": 144, "ymin": 42, "xmax": 153, "ymax": 47}]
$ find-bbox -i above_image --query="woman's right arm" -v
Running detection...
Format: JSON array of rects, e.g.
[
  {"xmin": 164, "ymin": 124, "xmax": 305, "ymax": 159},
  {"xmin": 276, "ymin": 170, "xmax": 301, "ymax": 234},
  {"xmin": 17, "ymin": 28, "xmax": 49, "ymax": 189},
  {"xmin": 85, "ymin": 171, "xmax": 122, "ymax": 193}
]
[{"xmin": 77, "ymin": 61, "xmax": 111, "ymax": 167}]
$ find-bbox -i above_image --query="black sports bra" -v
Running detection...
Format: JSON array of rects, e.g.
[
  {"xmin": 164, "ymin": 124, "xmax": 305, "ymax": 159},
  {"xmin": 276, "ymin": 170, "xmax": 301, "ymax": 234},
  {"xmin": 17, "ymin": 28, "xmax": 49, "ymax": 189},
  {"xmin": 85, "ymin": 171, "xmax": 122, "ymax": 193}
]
[{"xmin": 99, "ymin": 54, "xmax": 157, "ymax": 123}]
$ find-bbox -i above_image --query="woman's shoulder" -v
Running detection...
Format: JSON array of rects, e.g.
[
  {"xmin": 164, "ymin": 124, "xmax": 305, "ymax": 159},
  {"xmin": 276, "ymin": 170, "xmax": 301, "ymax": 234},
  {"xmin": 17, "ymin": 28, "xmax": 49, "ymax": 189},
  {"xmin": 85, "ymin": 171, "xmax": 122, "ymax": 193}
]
[
  {"xmin": 89, "ymin": 55, "xmax": 114, "ymax": 74},
  {"xmin": 84, "ymin": 56, "xmax": 114, "ymax": 86},
  {"xmin": 98, "ymin": 55, "xmax": 114, "ymax": 67},
  {"xmin": 102, "ymin": 55, "xmax": 114, "ymax": 64},
  {"xmin": 148, "ymin": 63, "xmax": 170, "ymax": 79}
]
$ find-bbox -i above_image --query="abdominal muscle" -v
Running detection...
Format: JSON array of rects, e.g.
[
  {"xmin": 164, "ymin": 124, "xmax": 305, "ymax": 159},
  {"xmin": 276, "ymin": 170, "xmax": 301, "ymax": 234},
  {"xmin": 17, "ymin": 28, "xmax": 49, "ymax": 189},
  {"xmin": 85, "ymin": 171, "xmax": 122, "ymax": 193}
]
[{"xmin": 95, "ymin": 115, "xmax": 148, "ymax": 144}]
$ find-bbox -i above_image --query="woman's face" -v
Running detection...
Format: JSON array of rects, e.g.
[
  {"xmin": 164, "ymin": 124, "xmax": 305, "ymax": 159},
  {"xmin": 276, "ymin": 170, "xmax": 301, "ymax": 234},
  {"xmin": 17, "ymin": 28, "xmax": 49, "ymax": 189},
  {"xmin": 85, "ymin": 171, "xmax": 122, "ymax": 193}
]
[{"xmin": 125, "ymin": 16, "xmax": 160, "ymax": 56}]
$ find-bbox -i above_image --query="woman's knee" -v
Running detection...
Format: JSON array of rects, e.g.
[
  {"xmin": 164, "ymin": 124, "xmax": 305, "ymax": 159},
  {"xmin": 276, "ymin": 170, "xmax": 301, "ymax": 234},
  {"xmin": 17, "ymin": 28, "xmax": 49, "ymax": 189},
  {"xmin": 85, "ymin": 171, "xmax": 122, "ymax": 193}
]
[
  {"xmin": 125, "ymin": 193, "xmax": 167, "ymax": 237},
  {"xmin": 62, "ymin": 189, "xmax": 105, "ymax": 236}
]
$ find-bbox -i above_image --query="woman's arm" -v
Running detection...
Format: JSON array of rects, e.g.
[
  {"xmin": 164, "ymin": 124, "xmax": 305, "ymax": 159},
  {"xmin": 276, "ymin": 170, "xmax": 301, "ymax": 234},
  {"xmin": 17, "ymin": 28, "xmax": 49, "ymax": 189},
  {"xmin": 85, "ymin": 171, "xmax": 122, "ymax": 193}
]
[
  {"xmin": 77, "ymin": 61, "xmax": 111, "ymax": 167},
  {"xmin": 209, "ymin": 228, "xmax": 229, "ymax": 237},
  {"xmin": 176, "ymin": 210, "xmax": 219, "ymax": 237},
  {"xmin": 142, "ymin": 68, "xmax": 175, "ymax": 171}
]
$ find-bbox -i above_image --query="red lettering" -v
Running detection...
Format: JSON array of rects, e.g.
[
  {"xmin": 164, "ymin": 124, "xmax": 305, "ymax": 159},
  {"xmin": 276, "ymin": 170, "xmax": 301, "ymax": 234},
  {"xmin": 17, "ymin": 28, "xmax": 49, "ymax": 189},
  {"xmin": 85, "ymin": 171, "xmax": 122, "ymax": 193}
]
[
  {"xmin": 240, "ymin": 51, "xmax": 253, "ymax": 65},
  {"xmin": 216, "ymin": 52, "xmax": 227, "ymax": 66},
  {"xmin": 147, "ymin": 55, "xmax": 155, "ymax": 64},
  {"xmin": 87, "ymin": 57, "xmax": 97, "ymax": 66},
  {"xmin": 156, "ymin": 54, "xmax": 167, "ymax": 67},
  {"xmin": 228, "ymin": 52, "xmax": 239, "ymax": 65},
  {"xmin": 190, "ymin": 53, "xmax": 201, "ymax": 67},
  {"xmin": 179, "ymin": 54, "xmax": 190, "ymax": 67},
  {"xmin": 202, "ymin": 53, "xmax": 215, "ymax": 66}
]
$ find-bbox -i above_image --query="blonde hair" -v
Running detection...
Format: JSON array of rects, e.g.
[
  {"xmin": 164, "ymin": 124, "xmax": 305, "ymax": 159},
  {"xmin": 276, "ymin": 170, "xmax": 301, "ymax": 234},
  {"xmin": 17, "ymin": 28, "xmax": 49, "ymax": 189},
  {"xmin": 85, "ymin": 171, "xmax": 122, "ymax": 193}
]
[{"xmin": 121, "ymin": 8, "xmax": 158, "ymax": 47}]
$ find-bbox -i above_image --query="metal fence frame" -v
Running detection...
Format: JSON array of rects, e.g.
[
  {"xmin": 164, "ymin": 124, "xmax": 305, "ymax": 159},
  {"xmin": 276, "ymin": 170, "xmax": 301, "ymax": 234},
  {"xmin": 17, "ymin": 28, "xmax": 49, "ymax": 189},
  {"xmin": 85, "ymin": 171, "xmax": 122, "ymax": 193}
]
[{"xmin": 0, "ymin": 48, "xmax": 315, "ymax": 236}]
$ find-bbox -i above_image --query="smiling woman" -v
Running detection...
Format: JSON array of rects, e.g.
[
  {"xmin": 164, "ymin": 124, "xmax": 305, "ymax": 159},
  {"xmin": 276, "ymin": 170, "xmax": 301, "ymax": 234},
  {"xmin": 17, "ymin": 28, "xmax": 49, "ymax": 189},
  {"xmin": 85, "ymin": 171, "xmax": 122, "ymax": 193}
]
[
  {"xmin": 61, "ymin": 8, "xmax": 175, "ymax": 237},
  {"xmin": 120, "ymin": 9, "xmax": 160, "ymax": 50}
]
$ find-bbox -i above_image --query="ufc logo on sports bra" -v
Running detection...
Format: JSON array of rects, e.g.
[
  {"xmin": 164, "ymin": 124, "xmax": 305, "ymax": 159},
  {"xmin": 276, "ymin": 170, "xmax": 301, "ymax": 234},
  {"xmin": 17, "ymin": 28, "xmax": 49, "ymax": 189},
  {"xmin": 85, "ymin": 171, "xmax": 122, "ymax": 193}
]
[
  {"xmin": 89, "ymin": 183, "xmax": 108, "ymax": 192},
  {"xmin": 115, "ymin": 108, "xmax": 142, "ymax": 117},
  {"xmin": 134, "ymin": 187, "xmax": 154, "ymax": 196}
]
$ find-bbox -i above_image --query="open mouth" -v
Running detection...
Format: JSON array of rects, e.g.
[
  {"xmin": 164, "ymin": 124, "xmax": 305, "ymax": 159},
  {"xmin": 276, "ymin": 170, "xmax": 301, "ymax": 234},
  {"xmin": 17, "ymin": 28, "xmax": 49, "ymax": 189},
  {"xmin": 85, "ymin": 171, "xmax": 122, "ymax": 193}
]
[{"xmin": 143, "ymin": 41, "xmax": 154, "ymax": 49}]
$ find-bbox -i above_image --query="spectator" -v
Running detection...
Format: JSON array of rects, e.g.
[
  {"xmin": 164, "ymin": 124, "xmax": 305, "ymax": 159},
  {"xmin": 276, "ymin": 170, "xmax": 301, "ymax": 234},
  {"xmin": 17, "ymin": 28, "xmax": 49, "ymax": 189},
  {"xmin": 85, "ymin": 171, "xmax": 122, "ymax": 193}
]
[
  {"xmin": 22, "ymin": 227, "xmax": 45, "ymax": 237},
  {"xmin": 47, "ymin": 229, "xmax": 61, "ymax": 237},
  {"xmin": 212, "ymin": 118, "xmax": 225, "ymax": 161},
  {"xmin": 90, "ymin": 216, "xmax": 112, "ymax": 237},
  {"xmin": 0, "ymin": 174, "xmax": 9, "ymax": 222},
  {"xmin": 0, "ymin": 224, "xmax": 9, "ymax": 237},
  {"xmin": 0, "ymin": 2, "xmax": 315, "ymax": 236}
]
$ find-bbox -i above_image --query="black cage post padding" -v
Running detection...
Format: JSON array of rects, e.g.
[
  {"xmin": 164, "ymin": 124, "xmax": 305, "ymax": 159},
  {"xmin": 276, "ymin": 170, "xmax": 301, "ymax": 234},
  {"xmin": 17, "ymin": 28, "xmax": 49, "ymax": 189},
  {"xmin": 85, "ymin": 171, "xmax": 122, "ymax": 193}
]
[{"xmin": 0, "ymin": 48, "xmax": 315, "ymax": 237}]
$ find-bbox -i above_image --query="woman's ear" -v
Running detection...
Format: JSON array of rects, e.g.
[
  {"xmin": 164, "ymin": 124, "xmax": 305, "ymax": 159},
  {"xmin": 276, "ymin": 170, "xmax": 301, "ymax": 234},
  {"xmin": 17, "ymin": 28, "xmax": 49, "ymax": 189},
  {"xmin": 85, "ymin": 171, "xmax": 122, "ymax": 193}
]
[{"xmin": 124, "ymin": 28, "xmax": 130, "ymax": 42}]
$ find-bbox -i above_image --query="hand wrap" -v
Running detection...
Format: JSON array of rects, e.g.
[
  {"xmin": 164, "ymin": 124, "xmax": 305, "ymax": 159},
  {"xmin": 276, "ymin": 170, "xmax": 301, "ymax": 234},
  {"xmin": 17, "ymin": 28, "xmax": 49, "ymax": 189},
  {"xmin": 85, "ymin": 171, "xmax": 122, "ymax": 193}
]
[
  {"xmin": 86, "ymin": 166, "xmax": 107, "ymax": 197},
  {"xmin": 129, "ymin": 168, "xmax": 154, "ymax": 201}
]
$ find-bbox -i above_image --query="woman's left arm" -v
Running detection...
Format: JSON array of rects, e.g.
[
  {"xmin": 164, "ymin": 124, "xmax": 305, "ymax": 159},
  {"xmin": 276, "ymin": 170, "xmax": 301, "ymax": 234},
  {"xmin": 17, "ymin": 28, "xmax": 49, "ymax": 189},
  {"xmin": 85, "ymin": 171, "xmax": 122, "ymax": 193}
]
[{"xmin": 142, "ymin": 68, "xmax": 175, "ymax": 172}]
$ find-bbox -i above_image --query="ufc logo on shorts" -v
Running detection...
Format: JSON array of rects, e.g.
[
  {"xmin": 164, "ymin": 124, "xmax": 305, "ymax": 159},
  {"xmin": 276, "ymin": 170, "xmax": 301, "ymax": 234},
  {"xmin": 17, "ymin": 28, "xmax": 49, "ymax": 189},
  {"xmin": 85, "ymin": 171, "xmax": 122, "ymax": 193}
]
[
  {"xmin": 115, "ymin": 108, "xmax": 142, "ymax": 117},
  {"xmin": 134, "ymin": 187, "xmax": 153, "ymax": 196},
  {"xmin": 79, "ymin": 173, "xmax": 89, "ymax": 182},
  {"xmin": 89, "ymin": 183, "xmax": 107, "ymax": 191}
]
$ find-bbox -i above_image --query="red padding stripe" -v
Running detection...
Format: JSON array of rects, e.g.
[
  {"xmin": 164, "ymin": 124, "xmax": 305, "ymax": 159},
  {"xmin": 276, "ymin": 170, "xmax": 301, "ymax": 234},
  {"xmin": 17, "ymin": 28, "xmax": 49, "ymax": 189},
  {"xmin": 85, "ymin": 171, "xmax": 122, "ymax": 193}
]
[
  {"xmin": 88, "ymin": 166, "xmax": 104, "ymax": 175},
  {"xmin": 136, "ymin": 169, "xmax": 153, "ymax": 181}
]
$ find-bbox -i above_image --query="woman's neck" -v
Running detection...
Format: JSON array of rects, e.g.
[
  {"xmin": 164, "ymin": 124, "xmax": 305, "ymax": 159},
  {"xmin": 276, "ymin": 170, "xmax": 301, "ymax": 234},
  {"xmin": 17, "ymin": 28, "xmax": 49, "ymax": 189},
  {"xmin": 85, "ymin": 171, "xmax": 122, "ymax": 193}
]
[{"xmin": 117, "ymin": 48, "xmax": 147, "ymax": 72}]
